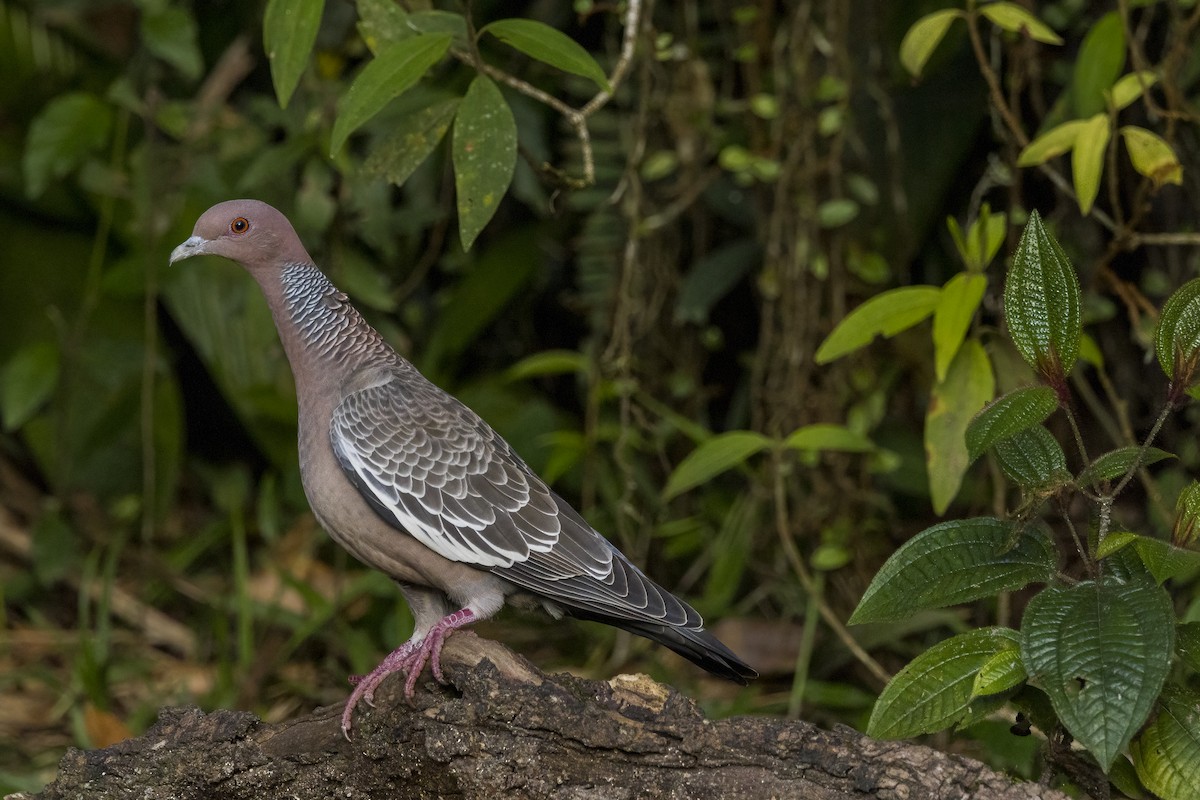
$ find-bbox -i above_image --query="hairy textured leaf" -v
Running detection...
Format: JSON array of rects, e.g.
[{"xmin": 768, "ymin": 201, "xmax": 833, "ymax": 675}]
[
  {"xmin": 993, "ymin": 426, "xmax": 1069, "ymax": 489},
  {"xmin": 850, "ymin": 517, "xmax": 1055, "ymax": 624},
  {"xmin": 1071, "ymin": 12, "xmax": 1126, "ymax": 118},
  {"xmin": 1131, "ymin": 687, "xmax": 1200, "ymax": 800},
  {"xmin": 966, "ymin": 385, "xmax": 1058, "ymax": 461},
  {"xmin": 899, "ymin": 9, "xmax": 962, "ymax": 77},
  {"xmin": 1121, "ymin": 126, "xmax": 1183, "ymax": 188},
  {"xmin": 1077, "ymin": 446, "xmax": 1174, "ymax": 488},
  {"xmin": 868, "ymin": 628, "xmax": 1020, "ymax": 738},
  {"xmin": 784, "ymin": 423, "xmax": 874, "ymax": 453},
  {"xmin": 971, "ymin": 645, "xmax": 1027, "ymax": 698},
  {"xmin": 365, "ymin": 97, "xmax": 460, "ymax": 186},
  {"xmin": 815, "ymin": 286, "xmax": 941, "ymax": 363},
  {"xmin": 1021, "ymin": 577, "xmax": 1174, "ymax": 770},
  {"xmin": 23, "ymin": 92, "xmax": 113, "ymax": 198},
  {"xmin": 979, "ymin": 3, "xmax": 1062, "ymax": 44},
  {"xmin": 330, "ymin": 33, "xmax": 452, "ymax": 155},
  {"xmin": 1097, "ymin": 532, "xmax": 1200, "ymax": 585},
  {"xmin": 933, "ymin": 272, "xmax": 987, "ymax": 382},
  {"xmin": 664, "ymin": 431, "xmax": 771, "ymax": 500},
  {"xmin": 1155, "ymin": 278, "xmax": 1200, "ymax": 385},
  {"xmin": 927, "ymin": 340, "xmax": 994, "ymax": 513},
  {"xmin": 1004, "ymin": 211, "xmax": 1082, "ymax": 382},
  {"xmin": 264, "ymin": 0, "xmax": 324, "ymax": 108},
  {"xmin": 482, "ymin": 19, "xmax": 611, "ymax": 92},
  {"xmin": 1072, "ymin": 113, "xmax": 1109, "ymax": 215},
  {"xmin": 453, "ymin": 75, "xmax": 517, "ymax": 250}
]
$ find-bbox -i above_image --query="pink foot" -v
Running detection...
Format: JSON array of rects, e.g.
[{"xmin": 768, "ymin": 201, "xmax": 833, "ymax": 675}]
[{"xmin": 340, "ymin": 608, "xmax": 476, "ymax": 740}]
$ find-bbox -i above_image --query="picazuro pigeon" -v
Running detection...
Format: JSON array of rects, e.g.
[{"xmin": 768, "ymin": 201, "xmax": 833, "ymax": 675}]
[{"xmin": 171, "ymin": 199, "xmax": 756, "ymax": 738}]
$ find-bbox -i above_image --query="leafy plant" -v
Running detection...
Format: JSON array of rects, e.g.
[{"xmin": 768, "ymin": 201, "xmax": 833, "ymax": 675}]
[{"xmin": 848, "ymin": 213, "xmax": 1200, "ymax": 797}]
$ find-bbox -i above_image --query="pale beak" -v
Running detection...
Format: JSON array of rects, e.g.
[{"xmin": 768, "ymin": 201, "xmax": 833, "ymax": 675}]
[{"xmin": 169, "ymin": 235, "xmax": 208, "ymax": 264}]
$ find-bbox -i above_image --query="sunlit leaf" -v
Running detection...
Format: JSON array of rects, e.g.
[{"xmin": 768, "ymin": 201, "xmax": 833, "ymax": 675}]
[
  {"xmin": 899, "ymin": 9, "xmax": 962, "ymax": 78},
  {"xmin": 1121, "ymin": 126, "xmax": 1183, "ymax": 188},
  {"xmin": 1108, "ymin": 71, "xmax": 1158, "ymax": 111},
  {"xmin": 453, "ymin": 75, "xmax": 517, "ymax": 250},
  {"xmin": 1021, "ymin": 576, "xmax": 1174, "ymax": 770},
  {"xmin": 815, "ymin": 286, "xmax": 941, "ymax": 363},
  {"xmin": 965, "ymin": 385, "xmax": 1058, "ymax": 461},
  {"xmin": 264, "ymin": 0, "xmax": 325, "ymax": 108},
  {"xmin": 664, "ymin": 431, "xmax": 772, "ymax": 500},
  {"xmin": 1131, "ymin": 687, "xmax": 1200, "ymax": 800},
  {"xmin": 933, "ymin": 272, "xmax": 987, "ymax": 382},
  {"xmin": 1071, "ymin": 12, "xmax": 1126, "ymax": 118},
  {"xmin": 1072, "ymin": 113, "xmax": 1110, "ymax": 215},
  {"xmin": 971, "ymin": 644, "xmax": 1027, "ymax": 697},
  {"xmin": 927, "ymin": 340, "xmax": 994, "ymax": 513},
  {"xmin": 784, "ymin": 423, "xmax": 874, "ymax": 452},
  {"xmin": 481, "ymin": 19, "xmax": 611, "ymax": 92},
  {"xmin": 979, "ymin": 2, "xmax": 1062, "ymax": 45},
  {"xmin": 1017, "ymin": 119, "xmax": 1087, "ymax": 167}
]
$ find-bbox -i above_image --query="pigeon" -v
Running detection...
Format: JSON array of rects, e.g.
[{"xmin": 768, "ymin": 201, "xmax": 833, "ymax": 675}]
[{"xmin": 170, "ymin": 199, "xmax": 756, "ymax": 738}]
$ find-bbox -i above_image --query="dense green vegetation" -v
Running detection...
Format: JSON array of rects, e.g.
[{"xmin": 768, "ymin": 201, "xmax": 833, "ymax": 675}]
[{"xmin": 1, "ymin": 0, "xmax": 1198, "ymax": 795}]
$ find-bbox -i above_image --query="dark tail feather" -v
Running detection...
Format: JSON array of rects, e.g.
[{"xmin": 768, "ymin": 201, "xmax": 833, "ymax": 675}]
[{"xmin": 567, "ymin": 608, "xmax": 757, "ymax": 684}]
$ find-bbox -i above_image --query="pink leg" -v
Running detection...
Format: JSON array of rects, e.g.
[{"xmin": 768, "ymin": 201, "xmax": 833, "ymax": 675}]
[{"xmin": 340, "ymin": 608, "xmax": 477, "ymax": 740}]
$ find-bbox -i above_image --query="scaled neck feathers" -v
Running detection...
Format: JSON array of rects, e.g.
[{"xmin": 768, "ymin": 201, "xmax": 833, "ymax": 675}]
[{"xmin": 279, "ymin": 262, "xmax": 395, "ymax": 370}]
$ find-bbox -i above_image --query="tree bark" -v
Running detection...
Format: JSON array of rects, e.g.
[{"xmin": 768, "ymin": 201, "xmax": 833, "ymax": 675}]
[{"xmin": 25, "ymin": 636, "xmax": 1067, "ymax": 800}]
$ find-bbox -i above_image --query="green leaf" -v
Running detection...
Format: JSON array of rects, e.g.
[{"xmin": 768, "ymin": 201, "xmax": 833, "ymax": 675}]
[
  {"xmin": 784, "ymin": 423, "xmax": 874, "ymax": 452},
  {"xmin": 1017, "ymin": 119, "xmax": 1087, "ymax": 167},
  {"xmin": 505, "ymin": 349, "xmax": 588, "ymax": 381},
  {"xmin": 1109, "ymin": 71, "xmax": 1158, "ymax": 111},
  {"xmin": 365, "ymin": 97, "xmax": 460, "ymax": 186},
  {"xmin": 979, "ymin": 3, "xmax": 1063, "ymax": 45},
  {"xmin": 356, "ymin": 0, "xmax": 412, "ymax": 53},
  {"xmin": 1121, "ymin": 126, "xmax": 1184, "ymax": 188},
  {"xmin": 1071, "ymin": 12, "xmax": 1126, "ymax": 118},
  {"xmin": 946, "ymin": 207, "xmax": 1007, "ymax": 271},
  {"xmin": 1, "ymin": 342, "xmax": 60, "ymax": 431},
  {"xmin": 868, "ymin": 627, "xmax": 1020, "ymax": 738},
  {"xmin": 899, "ymin": 9, "xmax": 963, "ymax": 78},
  {"xmin": 452, "ymin": 75, "xmax": 517, "ymax": 251},
  {"xmin": 993, "ymin": 426, "xmax": 1070, "ymax": 489},
  {"xmin": 1004, "ymin": 211, "xmax": 1082, "ymax": 382},
  {"xmin": 663, "ymin": 431, "xmax": 772, "ymax": 500},
  {"xmin": 1072, "ymin": 113, "xmax": 1110, "ymax": 215},
  {"xmin": 817, "ymin": 198, "xmax": 859, "ymax": 228},
  {"xmin": 141, "ymin": 6, "xmax": 203, "ymax": 79},
  {"xmin": 481, "ymin": 19, "xmax": 611, "ymax": 93},
  {"xmin": 1177, "ymin": 622, "xmax": 1200, "ymax": 673},
  {"xmin": 31, "ymin": 507, "xmax": 77, "ymax": 586},
  {"xmin": 263, "ymin": 0, "xmax": 325, "ymax": 108},
  {"xmin": 1155, "ymin": 277, "xmax": 1200, "ymax": 385},
  {"xmin": 407, "ymin": 10, "xmax": 469, "ymax": 43},
  {"xmin": 1098, "ymin": 532, "xmax": 1200, "ymax": 585},
  {"xmin": 815, "ymin": 286, "xmax": 941, "ymax": 363},
  {"xmin": 1173, "ymin": 481, "xmax": 1200, "ymax": 548},
  {"xmin": 926, "ymin": 339, "xmax": 994, "ymax": 513},
  {"xmin": 330, "ymin": 32, "xmax": 452, "ymax": 155},
  {"xmin": 933, "ymin": 272, "xmax": 987, "ymax": 382},
  {"xmin": 1131, "ymin": 687, "xmax": 1200, "ymax": 800},
  {"xmin": 1021, "ymin": 576, "xmax": 1175, "ymax": 770},
  {"xmin": 971, "ymin": 645, "xmax": 1027, "ymax": 697},
  {"xmin": 1077, "ymin": 446, "xmax": 1174, "ymax": 489},
  {"xmin": 850, "ymin": 517, "xmax": 1055, "ymax": 624},
  {"xmin": 23, "ymin": 92, "xmax": 114, "ymax": 198},
  {"xmin": 965, "ymin": 385, "xmax": 1058, "ymax": 461},
  {"xmin": 675, "ymin": 240, "xmax": 760, "ymax": 324}
]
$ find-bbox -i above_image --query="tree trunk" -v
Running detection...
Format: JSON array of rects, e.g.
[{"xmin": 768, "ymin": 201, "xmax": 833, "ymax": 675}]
[{"xmin": 25, "ymin": 636, "xmax": 1067, "ymax": 800}]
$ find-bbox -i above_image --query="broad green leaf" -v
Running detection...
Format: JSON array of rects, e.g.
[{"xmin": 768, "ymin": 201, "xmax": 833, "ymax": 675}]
[
  {"xmin": 365, "ymin": 97, "xmax": 460, "ymax": 186},
  {"xmin": 926, "ymin": 340, "xmax": 994, "ymax": 514},
  {"xmin": 1017, "ymin": 119, "xmax": 1087, "ymax": 167},
  {"xmin": 1155, "ymin": 277, "xmax": 1200, "ymax": 385},
  {"xmin": 946, "ymin": 207, "xmax": 1006, "ymax": 271},
  {"xmin": 1109, "ymin": 71, "xmax": 1158, "ymax": 111},
  {"xmin": 330, "ymin": 33, "xmax": 452, "ymax": 155},
  {"xmin": 933, "ymin": 272, "xmax": 987, "ymax": 382},
  {"xmin": 817, "ymin": 198, "xmax": 859, "ymax": 228},
  {"xmin": 663, "ymin": 431, "xmax": 771, "ymax": 500},
  {"xmin": 141, "ymin": 5, "xmax": 203, "ymax": 79},
  {"xmin": 1097, "ymin": 532, "xmax": 1200, "ymax": 585},
  {"xmin": 407, "ymin": 10, "xmax": 469, "ymax": 43},
  {"xmin": 1071, "ymin": 12, "xmax": 1126, "ymax": 118},
  {"xmin": 1021, "ymin": 577, "xmax": 1175, "ymax": 770},
  {"xmin": 453, "ymin": 75, "xmax": 518, "ymax": 250},
  {"xmin": 1131, "ymin": 687, "xmax": 1200, "ymax": 800},
  {"xmin": 979, "ymin": 3, "xmax": 1062, "ymax": 45},
  {"xmin": 971, "ymin": 645, "xmax": 1027, "ymax": 697},
  {"xmin": 23, "ymin": 92, "xmax": 113, "ymax": 198},
  {"xmin": 1174, "ymin": 481, "xmax": 1200, "ymax": 548},
  {"xmin": 784, "ymin": 423, "xmax": 874, "ymax": 452},
  {"xmin": 505, "ymin": 349, "xmax": 587, "ymax": 381},
  {"xmin": 1077, "ymin": 446, "xmax": 1174, "ymax": 488},
  {"xmin": 1177, "ymin": 622, "xmax": 1200, "ymax": 673},
  {"xmin": 1004, "ymin": 211, "xmax": 1082, "ymax": 382},
  {"xmin": 899, "ymin": 9, "xmax": 962, "ymax": 78},
  {"xmin": 965, "ymin": 385, "xmax": 1058, "ymax": 461},
  {"xmin": 1072, "ymin": 113, "xmax": 1110, "ymax": 215},
  {"xmin": 815, "ymin": 286, "xmax": 941, "ymax": 363},
  {"xmin": 357, "ymin": 0, "xmax": 412, "ymax": 52},
  {"xmin": 868, "ymin": 627, "xmax": 1020, "ymax": 738},
  {"xmin": 264, "ymin": 0, "xmax": 324, "ymax": 108},
  {"xmin": 850, "ymin": 517, "xmax": 1055, "ymax": 624},
  {"xmin": 1, "ymin": 342, "xmax": 60, "ymax": 431},
  {"xmin": 481, "ymin": 19, "xmax": 611, "ymax": 92},
  {"xmin": 993, "ymin": 426, "xmax": 1070, "ymax": 489},
  {"xmin": 1121, "ymin": 126, "xmax": 1183, "ymax": 188},
  {"xmin": 1079, "ymin": 332, "xmax": 1104, "ymax": 368}
]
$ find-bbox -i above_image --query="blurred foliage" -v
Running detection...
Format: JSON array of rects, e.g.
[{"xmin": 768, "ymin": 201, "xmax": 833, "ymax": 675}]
[{"xmin": 0, "ymin": 0, "xmax": 1198, "ymax": 795}]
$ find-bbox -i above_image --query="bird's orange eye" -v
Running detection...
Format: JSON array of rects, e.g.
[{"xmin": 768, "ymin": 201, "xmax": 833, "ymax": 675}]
[{"xmin": 230, "ymin": 217, "xmax": 250, "ymax": 234}]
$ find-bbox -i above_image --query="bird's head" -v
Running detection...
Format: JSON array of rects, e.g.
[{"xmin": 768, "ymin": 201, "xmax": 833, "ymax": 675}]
[{"xmin": 170, "ymin": 199, "xmax": 312, "ymax": 271}]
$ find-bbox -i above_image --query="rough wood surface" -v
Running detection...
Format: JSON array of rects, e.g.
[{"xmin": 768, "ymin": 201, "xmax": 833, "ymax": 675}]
[{"xmin": 25, "ymin": 636, "xmax": 1068, "ymax": 800}]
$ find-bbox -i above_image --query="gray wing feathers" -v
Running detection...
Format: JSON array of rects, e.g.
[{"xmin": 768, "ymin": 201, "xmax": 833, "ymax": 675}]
[{"xmin": 331, "ymin": 365, "xmax": 701, "ymax": 630}]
